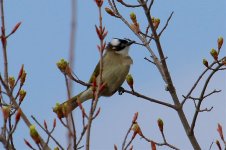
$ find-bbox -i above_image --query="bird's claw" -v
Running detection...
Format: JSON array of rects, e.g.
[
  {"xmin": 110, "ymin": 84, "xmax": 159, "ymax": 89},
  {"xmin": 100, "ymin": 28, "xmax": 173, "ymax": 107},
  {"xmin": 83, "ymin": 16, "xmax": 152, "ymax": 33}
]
[{"xmin": 118, "ymin": 87, "xmax": 125, "ymax": 95}]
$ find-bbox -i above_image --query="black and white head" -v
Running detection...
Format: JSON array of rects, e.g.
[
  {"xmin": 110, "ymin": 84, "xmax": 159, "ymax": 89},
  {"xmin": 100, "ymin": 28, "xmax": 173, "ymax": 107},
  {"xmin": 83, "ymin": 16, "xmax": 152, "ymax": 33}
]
[{"xmin": 107, "ymin": 38, "xmax": 135, "ymax": 56}]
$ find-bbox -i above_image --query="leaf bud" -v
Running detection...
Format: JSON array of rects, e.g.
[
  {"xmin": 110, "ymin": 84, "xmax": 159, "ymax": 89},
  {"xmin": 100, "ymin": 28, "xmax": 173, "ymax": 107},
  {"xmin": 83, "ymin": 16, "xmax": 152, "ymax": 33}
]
[
  {"xmin": 210, "ymin": 48, "xmax": 218, "ymax": 60},
  {"xmin": 202, "ymin": 59, "xmax": 208, "ymax": 67},
  {"xmin": 19, "ymin": 90, "xmax": 26, "ymax": 104},
  {"xmin": 56, "ymin": 59, "xmax": 69, "ymax": 74},
  {"xmin": 130, "ymin": 12, "xmax": 137, "ymax": 22},
  {"xmin": 105, "ymin": 7, "xmax": 116, "ymax": 17},
  {"xmin": 132, "ymin": 122, "xmax": 143, "ymax": 136},
  {"xmin": 126, "ymin": 74, "xmax": 134, "ymax": 91},
  {"xmin": 53, "ymin": 103, "xmax": 64, "ymax": 119},
  {"xmin": 20, "ymin": 70, "xmax": 27, "ymax": 85},
  {"xmin": 11, "ymin": 22, "xmax": 22, "ymax": 34},
  {"xmin": 15, "ymin": 108, "xmax": 22, "ymax": 124},
  {"xmin": 29, "ymin": 125, "xmax": 41, "ymax": 144},
  {"xmin": 2, "ymin": 106, "xmax": 10, "ymax": 122},
  {"xmin": 157, "ymin": 118, "xmax": 164, "ymax": 132},
  {"xmin": 218, "ymin": 36, "xmax": 223, "ymax": 50},
  {"xmin": 9, "ymin": 76, "xmax": 15, "ymax": 89}
]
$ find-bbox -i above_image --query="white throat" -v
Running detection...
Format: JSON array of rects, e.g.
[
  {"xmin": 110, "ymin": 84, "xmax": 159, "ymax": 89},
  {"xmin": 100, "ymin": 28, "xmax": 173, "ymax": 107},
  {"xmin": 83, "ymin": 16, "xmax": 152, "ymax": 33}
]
[{"xmin": 115, "ymin": 46, "xmax": 130, "ymax": 56}]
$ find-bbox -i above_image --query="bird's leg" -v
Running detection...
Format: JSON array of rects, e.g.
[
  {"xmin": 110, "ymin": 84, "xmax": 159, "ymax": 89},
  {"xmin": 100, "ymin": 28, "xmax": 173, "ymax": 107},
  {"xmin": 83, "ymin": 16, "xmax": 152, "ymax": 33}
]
[{"xmin": 118, "ymin": 87, "xmax": 125, "ymax": 95}]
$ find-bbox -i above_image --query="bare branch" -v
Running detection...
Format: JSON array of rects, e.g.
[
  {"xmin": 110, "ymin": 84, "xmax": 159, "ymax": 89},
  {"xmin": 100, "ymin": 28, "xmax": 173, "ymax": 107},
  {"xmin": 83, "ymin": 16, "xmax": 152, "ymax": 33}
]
[
  {"xmin": 118, "ymin": 87, "xmax": 176, "ymax": 110},
  {"xmin": 31, "ymin": 116, "xmax": 64, "ymax": 150},
  {"xmin": 158, "ymin": 12, "xmax": 174, "ymax": 37},
  {"xmin": 203, "ymin": 89, "xmax": 221, "ymax": 99},
  {"xmin": 117, "ymin": 0, "xmax": 143, "ymax": 8},
  {"xmin": 190, "ymin": 64, "xmax": 223, "ymax": 134},
  {"xmin": 198, "ymin": 106, "xmax": 213, "ymax": 112}
]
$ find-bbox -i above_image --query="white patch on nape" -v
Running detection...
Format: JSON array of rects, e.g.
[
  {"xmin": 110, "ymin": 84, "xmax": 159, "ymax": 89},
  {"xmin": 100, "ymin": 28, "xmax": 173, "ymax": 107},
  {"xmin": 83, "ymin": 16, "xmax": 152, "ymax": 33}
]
[
  {"xmin": 115, "ymin": 46, "xmax": 130, "ymax": 56},
  {"xmin": 111, "ymin": 38, "xmax": 120, "ymax": 46}
]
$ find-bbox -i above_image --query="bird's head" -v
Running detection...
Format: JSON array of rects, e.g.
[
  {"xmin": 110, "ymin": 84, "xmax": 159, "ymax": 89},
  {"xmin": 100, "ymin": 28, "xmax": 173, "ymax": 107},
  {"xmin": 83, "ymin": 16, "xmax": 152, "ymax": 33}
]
[{"xmin": 106, "ymin": 38, "xmax": 135, "ymax": 56}]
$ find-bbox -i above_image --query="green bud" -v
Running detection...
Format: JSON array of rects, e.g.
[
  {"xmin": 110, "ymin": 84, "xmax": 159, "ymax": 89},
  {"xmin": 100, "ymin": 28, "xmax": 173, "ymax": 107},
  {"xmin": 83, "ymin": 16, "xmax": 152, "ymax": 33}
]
[
  {"xmin": 29, "ymin": 125, "xmax": 40, "ymax": 144},
  {"xmin": 157, "ymin": 118, "xmax": 164, "ymax": 132},
  {"xmin": 126, "ymin": 74, "xmax": 134, "ymax": 91},
  {"xmin": 9, "ymin": 76, "xmax": 15, "ymax": 89},
  {"xmin": 202, "ymin": 59, "xmax": 208, "ymax": 67},
  {"xmin": 210, "ymin": 48, "xmax": 218, "ymax": 60},
  {"xmin": 56, "ymin": 59, "xmax": 69, "ymax": 73},
  {"xmin": 130, "ymin": 12, "xmax": 137, "ymax": 21},
  {"xmin": 218, "ymin": 36, "xmax": 223, "ymax": 50}
]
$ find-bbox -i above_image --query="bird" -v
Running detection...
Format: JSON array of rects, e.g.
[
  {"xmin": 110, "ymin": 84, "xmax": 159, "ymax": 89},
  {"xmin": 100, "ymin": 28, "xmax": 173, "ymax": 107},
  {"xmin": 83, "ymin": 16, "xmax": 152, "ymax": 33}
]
[{"xmin": 54, "ymin": 38, "xmax": 135, "ymax": 116}]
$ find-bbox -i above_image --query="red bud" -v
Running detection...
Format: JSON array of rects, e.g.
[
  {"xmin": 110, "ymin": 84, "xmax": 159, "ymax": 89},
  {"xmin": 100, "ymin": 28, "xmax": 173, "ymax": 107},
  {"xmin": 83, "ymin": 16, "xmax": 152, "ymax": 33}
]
[
  {"xmin": 53, "ymin": 118, "xmax": 56, "ymax": 128},
  {"xmin": 24, "ymin": 139, "xmax": 34, "ymax": 149},
  {"xmin": 11, "ymin": 22, "xmax": 22, "ymax": 34},
  {"xmin": 132, "ymin": 112, "xmax": 138, "ymax": 123},
  {"xmin": 157, "ymin": 118, "xmax": 164, "ymax": 132},
  {"xmin": 44, "ymin": 120, "xmax": 48, "ymax": 130},
  {"xmin": 15, "ymin": 108, "xmax": 22, "ymax": 124},
  {"xmin": 151, "ymin": 141, "xmax": 156, "ymax": 150},
  {"xmin": 114, "ymin": 144, "xmax": 118, "ymax": 150},
  {"xmin": 217, "ymin": 123, "xmax": 224, "ymax": 141},
  {"xmin": 216, "ymin": 140, "xmax": 222, "ymax": 150}
]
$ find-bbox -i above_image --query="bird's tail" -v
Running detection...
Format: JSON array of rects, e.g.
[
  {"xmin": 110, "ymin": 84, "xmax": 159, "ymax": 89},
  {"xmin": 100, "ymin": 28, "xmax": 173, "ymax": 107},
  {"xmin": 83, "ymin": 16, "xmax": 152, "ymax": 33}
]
[{"xmin": 53, "ymin": 89, "xmax": 93, "ymax": 117}]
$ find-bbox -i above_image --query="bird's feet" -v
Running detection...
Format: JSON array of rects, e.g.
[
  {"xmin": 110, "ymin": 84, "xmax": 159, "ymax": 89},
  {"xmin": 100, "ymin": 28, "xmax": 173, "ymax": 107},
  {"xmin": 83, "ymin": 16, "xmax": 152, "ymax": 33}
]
[{"xmin": 118, "ymin": 87, "xmax": 125, "ymax": 95}]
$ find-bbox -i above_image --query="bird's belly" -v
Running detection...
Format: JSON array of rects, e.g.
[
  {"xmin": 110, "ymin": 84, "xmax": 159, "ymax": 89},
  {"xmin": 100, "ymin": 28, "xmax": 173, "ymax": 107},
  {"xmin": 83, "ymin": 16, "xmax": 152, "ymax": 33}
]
[{"xmin": 101, "ymin": 64, "xmax": 130, "ymax": 96}]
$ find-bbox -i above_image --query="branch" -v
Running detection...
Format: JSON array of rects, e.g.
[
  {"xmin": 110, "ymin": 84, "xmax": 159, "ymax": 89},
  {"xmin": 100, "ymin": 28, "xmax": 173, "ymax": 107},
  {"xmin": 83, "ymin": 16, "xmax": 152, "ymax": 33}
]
[
  {"xmin": 181, "ymin": 61, "xmax": 217, "ymax": 106},
  {"xmin": 158, "ymin": 12, "xmax": 174, "ymax": 37},
  {"xmin": 31, "ymin": 116, "xmax": 64, "ymax": 150},
  {"xmin": 118, "ymin": 87, "xmax": 176, "ymax": 110},
  {"xmin": 190, "ymin": 64, "xmax": 223, "ymax": 134},
  {"xmin": 117, "ymin": 0, "xmax": 143, "ymax": 8}
]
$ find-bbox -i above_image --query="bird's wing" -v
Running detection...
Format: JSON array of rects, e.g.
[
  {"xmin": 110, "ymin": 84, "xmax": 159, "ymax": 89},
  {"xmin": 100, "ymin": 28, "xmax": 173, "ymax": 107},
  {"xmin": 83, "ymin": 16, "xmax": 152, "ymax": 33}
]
[{"xmin": 88, "ymin": 60, "xmax": 100, "ymax": 85}]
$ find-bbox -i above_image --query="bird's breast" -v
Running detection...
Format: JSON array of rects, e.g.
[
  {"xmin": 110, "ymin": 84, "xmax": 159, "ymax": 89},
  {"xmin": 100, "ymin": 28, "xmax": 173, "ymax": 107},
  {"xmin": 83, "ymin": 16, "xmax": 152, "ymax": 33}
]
[{"xmin": 100, "ymin": 55, "xmax": 132, "ymax": 96}]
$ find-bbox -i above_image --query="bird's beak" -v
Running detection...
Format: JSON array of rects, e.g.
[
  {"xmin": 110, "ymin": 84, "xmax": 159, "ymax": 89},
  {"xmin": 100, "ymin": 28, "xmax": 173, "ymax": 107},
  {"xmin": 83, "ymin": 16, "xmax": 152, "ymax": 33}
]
[{"xmin": 127, "ymin": 40, "xmax": 135, "ymax": 46}]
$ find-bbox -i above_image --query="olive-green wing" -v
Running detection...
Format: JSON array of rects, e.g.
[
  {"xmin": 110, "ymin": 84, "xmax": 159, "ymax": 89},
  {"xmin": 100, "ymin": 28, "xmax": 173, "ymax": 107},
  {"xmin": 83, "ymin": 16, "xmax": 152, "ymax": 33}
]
[{"xmin": 87, "ymin": 60, "xmax": 100, "ymax": 85}]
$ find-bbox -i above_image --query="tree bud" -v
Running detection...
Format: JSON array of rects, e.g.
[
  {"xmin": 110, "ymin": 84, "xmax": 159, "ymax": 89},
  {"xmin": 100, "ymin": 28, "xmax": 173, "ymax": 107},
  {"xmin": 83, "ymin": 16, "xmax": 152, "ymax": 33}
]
[
  {"xmin": 53, "ymin": 103, "xmax": 64, "ymax": 119},
  {"xmin": 9, "ymin": 76, "xmax": 15, "ymax": 89},
  {"xmin": 126, "ymin": 74, "xmax": 134, "ymax": 91},
  {"xmin": 132, "ymin": 122, "xmax": 143, "ymax": 136},
  {"xmin": 217, "ymin": 123, "xmax": 224, "ymax": 141},
  {"xmin": 157, "ymin": 118, "xmax": 164, "ymax": 132},
  {"xmin": 202, "ymin": 59, "xmax": 208, "ymax": 67},
  {"xmin": 20, "ymin": 70, "xmax": 27, "ymax": 85},
  {"xmin": 29, "ymin": 125, "xmax": 41, "ymax": 144},
  {"xmin": 154, "ymin": 18, "xmax": 160, "ymax": 29},
  {"xmin": 105, "ymin": 7, "xmax": 115, "ymax": 17},
  {"xmin": 19, "ymin": 90, "xmax": 26, "ymax": 104},
  {"xmin": 15, "ymin": 108, "xmax": 22, "ymax": 124},
  {"xmin": 11, "ymin": 22, "xmax": 21, "ymax": 34},
  {"xmin": 130, "ymin": 12, "xmax": 137, "ymax": 22},
  {"xmin": 132, "ymin": 112, "xmax": 138, "ymax": 123},
  {"xmin": 2, "ymin": 106, "xmax": 10, "ymax": 122},
  {"xmin": 216, "ymin": 140, "xmax": 221, "ymax": 150},
  {"xmin": 151, "ymin": 141, "xmax": 156, "ymax": 150},
  {"xmin": 217, "ymin": 36, "xmax": 223, "ymax": 50},
  {"xmin": 56, "ymin": 59, "xmax": 69, "ymax": 74},
  {"xmin": 210, "ymin": 48, "xmax": 218, "ymax": 60}
]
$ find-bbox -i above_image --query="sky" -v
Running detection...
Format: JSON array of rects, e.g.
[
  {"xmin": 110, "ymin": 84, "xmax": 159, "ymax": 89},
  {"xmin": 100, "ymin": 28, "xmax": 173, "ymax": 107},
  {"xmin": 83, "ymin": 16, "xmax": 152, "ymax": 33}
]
[{"xmin": 0, "ymin": 0, "xmax": 226, "ymax": 150}]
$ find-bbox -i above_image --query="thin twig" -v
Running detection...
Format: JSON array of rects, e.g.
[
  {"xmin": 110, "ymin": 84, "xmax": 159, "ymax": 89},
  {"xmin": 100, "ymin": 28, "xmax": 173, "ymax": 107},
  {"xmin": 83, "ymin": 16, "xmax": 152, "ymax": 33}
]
[
  {"xmin": 119, "ymin": 88, "xmax": 176, "ymax": 110},
  {"xmin": 0, "ymin": 0, "xmax": 8, "ymax": 83},
  {"xmin": 31, "ymin": 115, "xmax": 64, "ymax": 150},
  {"xmin": 158, "ymin": 12, "xmax": 174, "ymax": 37},
  {"xmin": 122, "ymin": 123, "xmax": 133, "ymax": 150},
  {"xmin": 190, "ymin": 64, "xmax": 223, "ymax": 134},
  {"xmin": 117, "ymin": 0, "xmax": 143, "ymax": 8},
  {"xmin": 85, "ymin": 3, "xmax": 105, "ymax": 150}
]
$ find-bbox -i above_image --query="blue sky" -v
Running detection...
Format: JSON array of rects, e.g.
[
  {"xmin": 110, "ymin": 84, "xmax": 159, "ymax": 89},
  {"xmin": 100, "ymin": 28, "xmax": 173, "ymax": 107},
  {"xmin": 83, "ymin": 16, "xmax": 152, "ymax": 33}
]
[{"xmin": 0, "ymin": 0, "xmax": 225, "ymax": 149}]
